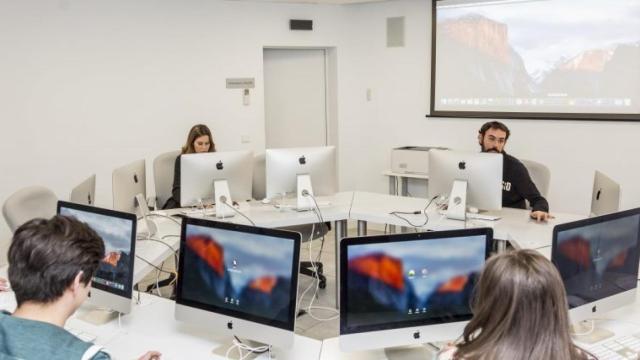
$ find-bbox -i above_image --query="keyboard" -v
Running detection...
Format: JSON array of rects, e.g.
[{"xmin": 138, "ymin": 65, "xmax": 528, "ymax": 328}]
[
  {"xmin": 585, "ymin": 333, "xmax": 640, "ymax": 359},
  {"xmin": 180, "ymin": 208, "xmax": 216, "ymax": 216},
  {"xmin": 465, "ymin": 212, "xmax": 501, "ymax": 221},
  {"xmin": 66, "ymin": 327, "xmax": 97, "ymax": 343}
]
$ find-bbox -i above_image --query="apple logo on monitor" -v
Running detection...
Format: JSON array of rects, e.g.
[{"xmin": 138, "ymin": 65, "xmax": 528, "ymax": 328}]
[
  {"xmin": 133, "ymin": 174, "xmax": 139, "ymax": 183},
  {"xmin": 216, "ymin": 161, "xmax": 224, "ymax": 170},
  {"xmin": 458, "ymin": 161, "xmax": 466, "ymax": 170},
  {"xmin": 413, "ymin": 330, "xmax": 420, "ymax": 339},
  {"xmin": 592, "ymin": 305, "xmax": 597, "ymax": 313},
  {"xmin": 298, "ymin": 155, "xmax": 306, "ymax": 165},
  {"xmin": 227, "ymin": 321, "xmax": 233, "ymax": 330}
]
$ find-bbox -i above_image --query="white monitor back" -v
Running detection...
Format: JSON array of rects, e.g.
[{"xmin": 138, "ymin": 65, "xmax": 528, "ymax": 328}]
[
  {"xmin": 180, "ymin": 150, "xmax": 254, "ymax": 207},
  {"xmin": 112, "ymin": 159, "xmax": 146, "ymax": 214},
  {"xmin": 428, "ymin": 150, "xmax": 503, "ymax": 211},
  {"xmin": 591, "ymin": 170, "xmax": 621, "ymax": 217},
  {"xmin": 265, "ymin": 146, "xmax": 337, "ymax": 200},
  {"xmin": 70, "ymin": 174, "xmax": 96, "ymax": 206}
]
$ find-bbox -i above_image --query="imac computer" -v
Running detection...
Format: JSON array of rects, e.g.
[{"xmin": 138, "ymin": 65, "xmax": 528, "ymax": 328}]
[
  {"xmin": 70, "ymin": 174, "xmax": 96, "ymax": 206},
  {"xmin": 175, "ymin": 217, "xmax": 301, "ymax": 349},
  {"xmin": 428, "ymin": 149, "xmax": 503, "ymax": 220},
  {"xmin": 180, "ymin": 150, "xmax": 253, "ymax": 218},
  {"xmin": 265, "ymin": 146, "xmax": 337, "ymax": 211},
  {"xmin": 340, "ymin": 228, "xmax": 492, "ymax": 356},
  {"xmin": 57, "ymin": 200, "xmax": 136, "ymax": 315},
  {"xmin": 112, "ymin": 159, "xmax": 146, "ymax": 214},
  {"xmin": 552, "ymin": 208, "xmax": 640, "ymax": 333},
  {"xmin": 591, "ymin": 170, "xmax": 621, "ymax": 217}
]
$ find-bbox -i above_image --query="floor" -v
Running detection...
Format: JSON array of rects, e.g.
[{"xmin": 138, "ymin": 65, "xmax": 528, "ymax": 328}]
[{"xmin": 138, "ymin": 223, "xmax": 380, "ymax": 341}]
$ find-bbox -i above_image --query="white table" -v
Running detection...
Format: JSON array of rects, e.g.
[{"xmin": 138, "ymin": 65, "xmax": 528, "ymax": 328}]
[
  {"xmin": 0, "ymin": 288, "xmax": 322, "ymax": 360},
  {"xmin": 383, "ymin": 170, "xmax": 429, "ymax": 196}
]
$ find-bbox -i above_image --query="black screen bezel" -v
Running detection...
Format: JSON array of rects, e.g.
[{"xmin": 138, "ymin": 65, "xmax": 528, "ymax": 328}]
[
  {"xmin": 429, "ymin": 0, "xmax": 640, "ymax": 122},
  {"xmin": 56, "ymin": 200, "xmax": 137, "ymax": 299},
  {"xmin": 340, "ymin": 227, "xmax": 493, "ymax": 335},
  {"xmin": 176, "ymin": 217, "xmax": 301, "ymax": 331},
  {"xmin": 551, "ymin": 207, "xmax": 640, "ymax": 307}
]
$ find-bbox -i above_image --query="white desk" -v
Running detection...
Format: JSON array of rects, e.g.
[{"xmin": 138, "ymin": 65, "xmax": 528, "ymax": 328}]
[
  {"xmin": 0, "ymin": 288, "xmax": 322, "ymax": 360},
  {"xmin": 383, "ymin": 170, "xmax": 429, "ymax": 197}
]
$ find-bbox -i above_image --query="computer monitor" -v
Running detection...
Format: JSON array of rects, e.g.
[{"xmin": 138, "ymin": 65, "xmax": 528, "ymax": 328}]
[
  {"xmin": 340, "ymin": 228, "xmax": 493, "ymax": 354},
  {"xmin": 69, "ymin": 174, "xmax": 96, "ymax": 206},
  {"xmin": 57, "ymin": 200, "xmax": 136, "ymax": 315},
  {"xmin": 591, "ymin": 170, "xmax": 621, "ymax": 217},
  {"xmin": 265, "ymin": 146, "xmax": 337, "ymax": 210},
  {"xmin": 180, "ymin": 150, "xmax": 253, "ymax": 218},
  {"xmin": 428, "ymin": 149, "xmax": 503, "ymax": 220},
  {"xmin": 112, "ymin": 159, "xmax": 146, "ymax": 214},
  {"xmin": 552, "ymin": 208, "xmax": 640, "ymax": 325},
  {"xmin": 175, "ymin": 217, "xmax": 301, "ymax": 349}
]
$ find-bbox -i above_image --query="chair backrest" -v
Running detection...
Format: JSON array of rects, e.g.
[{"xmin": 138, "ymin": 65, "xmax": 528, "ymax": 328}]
[
  {"xmin": 153, "ymin": 150, "xmax": 180, "ymax": 209},
  {"xmin": 252, "ymin": 152, "xmax": 266, "ymax": 201},
  {"xmin": 113, "ymin": 159, "xmax": 146, "ymax": 214},
  {"xmin": 591, "ymin": 170, "xmax": 621, "ymax": 216},
  {"xmin": 521, "ymin": 159, "xmax": 551, "ymax": 198},
  {"xmin": 2, "ymin": 186, "xmax": 58, "ymax": 232},
  {"xmin": 69, "ymin": 174, "xmax": 96, "ymax": 206}
]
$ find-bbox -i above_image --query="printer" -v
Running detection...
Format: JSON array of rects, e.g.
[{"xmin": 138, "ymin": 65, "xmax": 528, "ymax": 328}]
[{"xmin": 390, "ymin": 146, "xmax": 448, "ymax": 175}]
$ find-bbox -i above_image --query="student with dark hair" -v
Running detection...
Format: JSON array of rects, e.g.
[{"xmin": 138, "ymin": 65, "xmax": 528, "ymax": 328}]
[
  {"xmin": 478, "ymin": 121, "xmax": 552, "ymax": 222},
  {"xmin": 0, "ymin": 216, "xmax": 161, "ymax": 360},
  {"xmin": 163, "ymin": 124, "xmax": 216, "ymax": 209},
  {"xmin": 438, "ymin": 250, "xmax": 595, "ymax": 360}
]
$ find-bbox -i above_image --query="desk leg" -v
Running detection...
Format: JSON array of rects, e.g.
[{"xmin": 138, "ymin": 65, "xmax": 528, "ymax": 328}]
[
  {"xmin": 357, "ymin": 220, "xmax": 367, "ymax": 236},
  {"xmin": 401, "ymin": 177, "xmax": 409, "ymax": 197},
  {"xmin": 496, "ymin": 239, "xmax": 507, "ymax": 253},
  {"xmin": 389, "ymin": 176, "xmax": 398, "ymax": 195},
  {"xmin": 335, "ymin": 220, "xmax": 348, "ymax": 309}
]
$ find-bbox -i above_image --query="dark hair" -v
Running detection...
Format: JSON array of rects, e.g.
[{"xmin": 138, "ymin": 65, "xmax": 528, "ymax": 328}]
[
  {"xmin": 182, "ymin": 124, "xmax": 216, "ymax": 154},
  {"xmin": 453, "ymin": 250, "xmax": 590, "ymax": 360},
  {"xmin": 8, "ymin": 216, "xmax": 105, "ymax": 306},
  {"xmin": 479, "ymin": 121, "xmax": 510, "ymax": 140}
]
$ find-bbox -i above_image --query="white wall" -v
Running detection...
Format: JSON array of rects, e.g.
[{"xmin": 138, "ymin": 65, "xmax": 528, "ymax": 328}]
[
  {"xmin": 2, "ymin": 0, "xmax": 639, "ymax": 264},
  {"xmin": 338, "ymin": 0, "xmax": 640, "ymax": 217},
  {"xmin": 0, "ymin": 0, "xmax": 349, "ymax": 262}
]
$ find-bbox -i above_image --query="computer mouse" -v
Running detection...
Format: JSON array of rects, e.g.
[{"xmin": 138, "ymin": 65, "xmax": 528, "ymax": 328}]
[
  {"xmin": 261, "ymin": 198, "xmax": 271, "ymax": 204},
  {"xmin": 468, "ymin": 206, "xmax": 479, "ymax": 214}
]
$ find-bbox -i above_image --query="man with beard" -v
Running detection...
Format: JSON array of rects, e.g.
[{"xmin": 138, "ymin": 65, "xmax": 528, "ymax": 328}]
[{"xmin": 478, "ymin": 121, "xmax": 552, "ymax": 222}]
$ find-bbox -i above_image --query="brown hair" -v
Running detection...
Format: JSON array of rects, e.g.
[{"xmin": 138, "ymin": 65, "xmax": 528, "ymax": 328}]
[
  {"xmin": 182, "ymin": 124, "xmax": 216, "ymax": 154},
  {"xmin": 8, "ymin": 216, "xmax": 105, "ymax": 306},
  {"xmin": 479, "ymin": 121, "xmax": 510, "ymax": 140},
  {"xmin": 454, "ymin": 250, "xmax": 590, "ymax": 360}
]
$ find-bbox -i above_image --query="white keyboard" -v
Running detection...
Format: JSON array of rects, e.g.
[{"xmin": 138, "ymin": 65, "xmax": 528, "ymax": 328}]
[
  {"xmin": 66, "ymin": 327, "xmax": 97, "ymax": 343},
  {"xmin": 586, "ymin": 333, "xmax": 640, "ymax": 359},
  {"xmin": 180, "ymin": 208, "xmax": 216, "ymax": 216},
  {"xmin": 465, "ymin": 212, "xmax": 501, "ymax": 221}
]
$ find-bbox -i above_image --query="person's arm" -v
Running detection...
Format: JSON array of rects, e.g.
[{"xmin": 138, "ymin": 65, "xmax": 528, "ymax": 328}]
[
  {"xmin": 171, "ymin": 155, "xmax": 181, "ymax": 206},
  {"xmin": 514, "ymin": 162, "xmax": 552, "ymax": 221},
  {"xmin": 0, "ymin": 277, "xmax": 9, "ymax": 291}
]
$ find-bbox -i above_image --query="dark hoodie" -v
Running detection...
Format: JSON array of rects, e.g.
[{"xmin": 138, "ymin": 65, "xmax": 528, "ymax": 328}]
[{"xmin": 501, "ymin": 152, "xmax": 549, "ymax": 212}]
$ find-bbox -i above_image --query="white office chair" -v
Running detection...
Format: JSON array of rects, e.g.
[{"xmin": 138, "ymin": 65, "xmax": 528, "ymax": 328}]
[
  {"xmin": 153, "ymin": 150, "xmax": 181, "ymax": 209},
  {"xmin": 521, "ymin": 159, "xmax": 551, "ymax": 199},
  {"xmin": 70, "ymin": 174, "xmax": 96, "ymax": 206},
  {"xmin": 113, "ymin": 159, "xmax": 146, "ymax": 214},
  {"xmin": 2, "ymin": 186, "xmax": 58, "ymax": 232}
]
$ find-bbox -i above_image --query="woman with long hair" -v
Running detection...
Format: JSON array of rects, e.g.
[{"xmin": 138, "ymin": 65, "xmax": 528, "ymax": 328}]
[
  {"xmin": 439, "ymin": 249, "xmax": 594, "ymax": 360},
  {"xmin": 162, "ymin": 124, "xmax": 216, "ymax": 209}
]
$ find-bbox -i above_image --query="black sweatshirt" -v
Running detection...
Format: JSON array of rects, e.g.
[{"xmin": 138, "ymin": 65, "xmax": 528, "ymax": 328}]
[
  {"xmin": 162, "ymin": 155, "xmax": 181, "ymax": 209},
  {"xmin": 501, "ymin": 152, "xmax": 549, "ymax": 212}
]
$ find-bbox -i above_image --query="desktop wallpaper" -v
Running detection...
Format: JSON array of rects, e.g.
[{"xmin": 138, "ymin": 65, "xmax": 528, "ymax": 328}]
[
  {"xmin": 59, "ymin": 207, "xmax": 133, "ymax": 292},
  {"xmin": 555, "ymin": 215, "xmax": 640, "ymax": 307},
  {"xmin": 345, "ymin": 236, "xmax": 486, "ymax": 329},
  {"xmin": 435, "ymin": 0, "xmax": 640, "ymax": 113},
  {"xmin": 180, "ymin": 225, "xmax": 296, "ymax": 323}
]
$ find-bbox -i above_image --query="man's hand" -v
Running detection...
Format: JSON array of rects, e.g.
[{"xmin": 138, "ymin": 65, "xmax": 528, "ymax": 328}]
[
  {"xmin": 138, "ymin": 351, "xmax": 161, "ymax": 360},
  {"xmin": 530, "ymin": 211, "xmax": 554, "ymax": 222},
  {"xmin": 0, "ymin": 277, "xmax": 9, "ymax": 292}
]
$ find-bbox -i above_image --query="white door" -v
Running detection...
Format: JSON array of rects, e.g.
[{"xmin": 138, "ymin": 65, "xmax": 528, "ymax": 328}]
[{"xmin": 263, "ymin": 49, "xmax": 327, "ymax": 149}]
